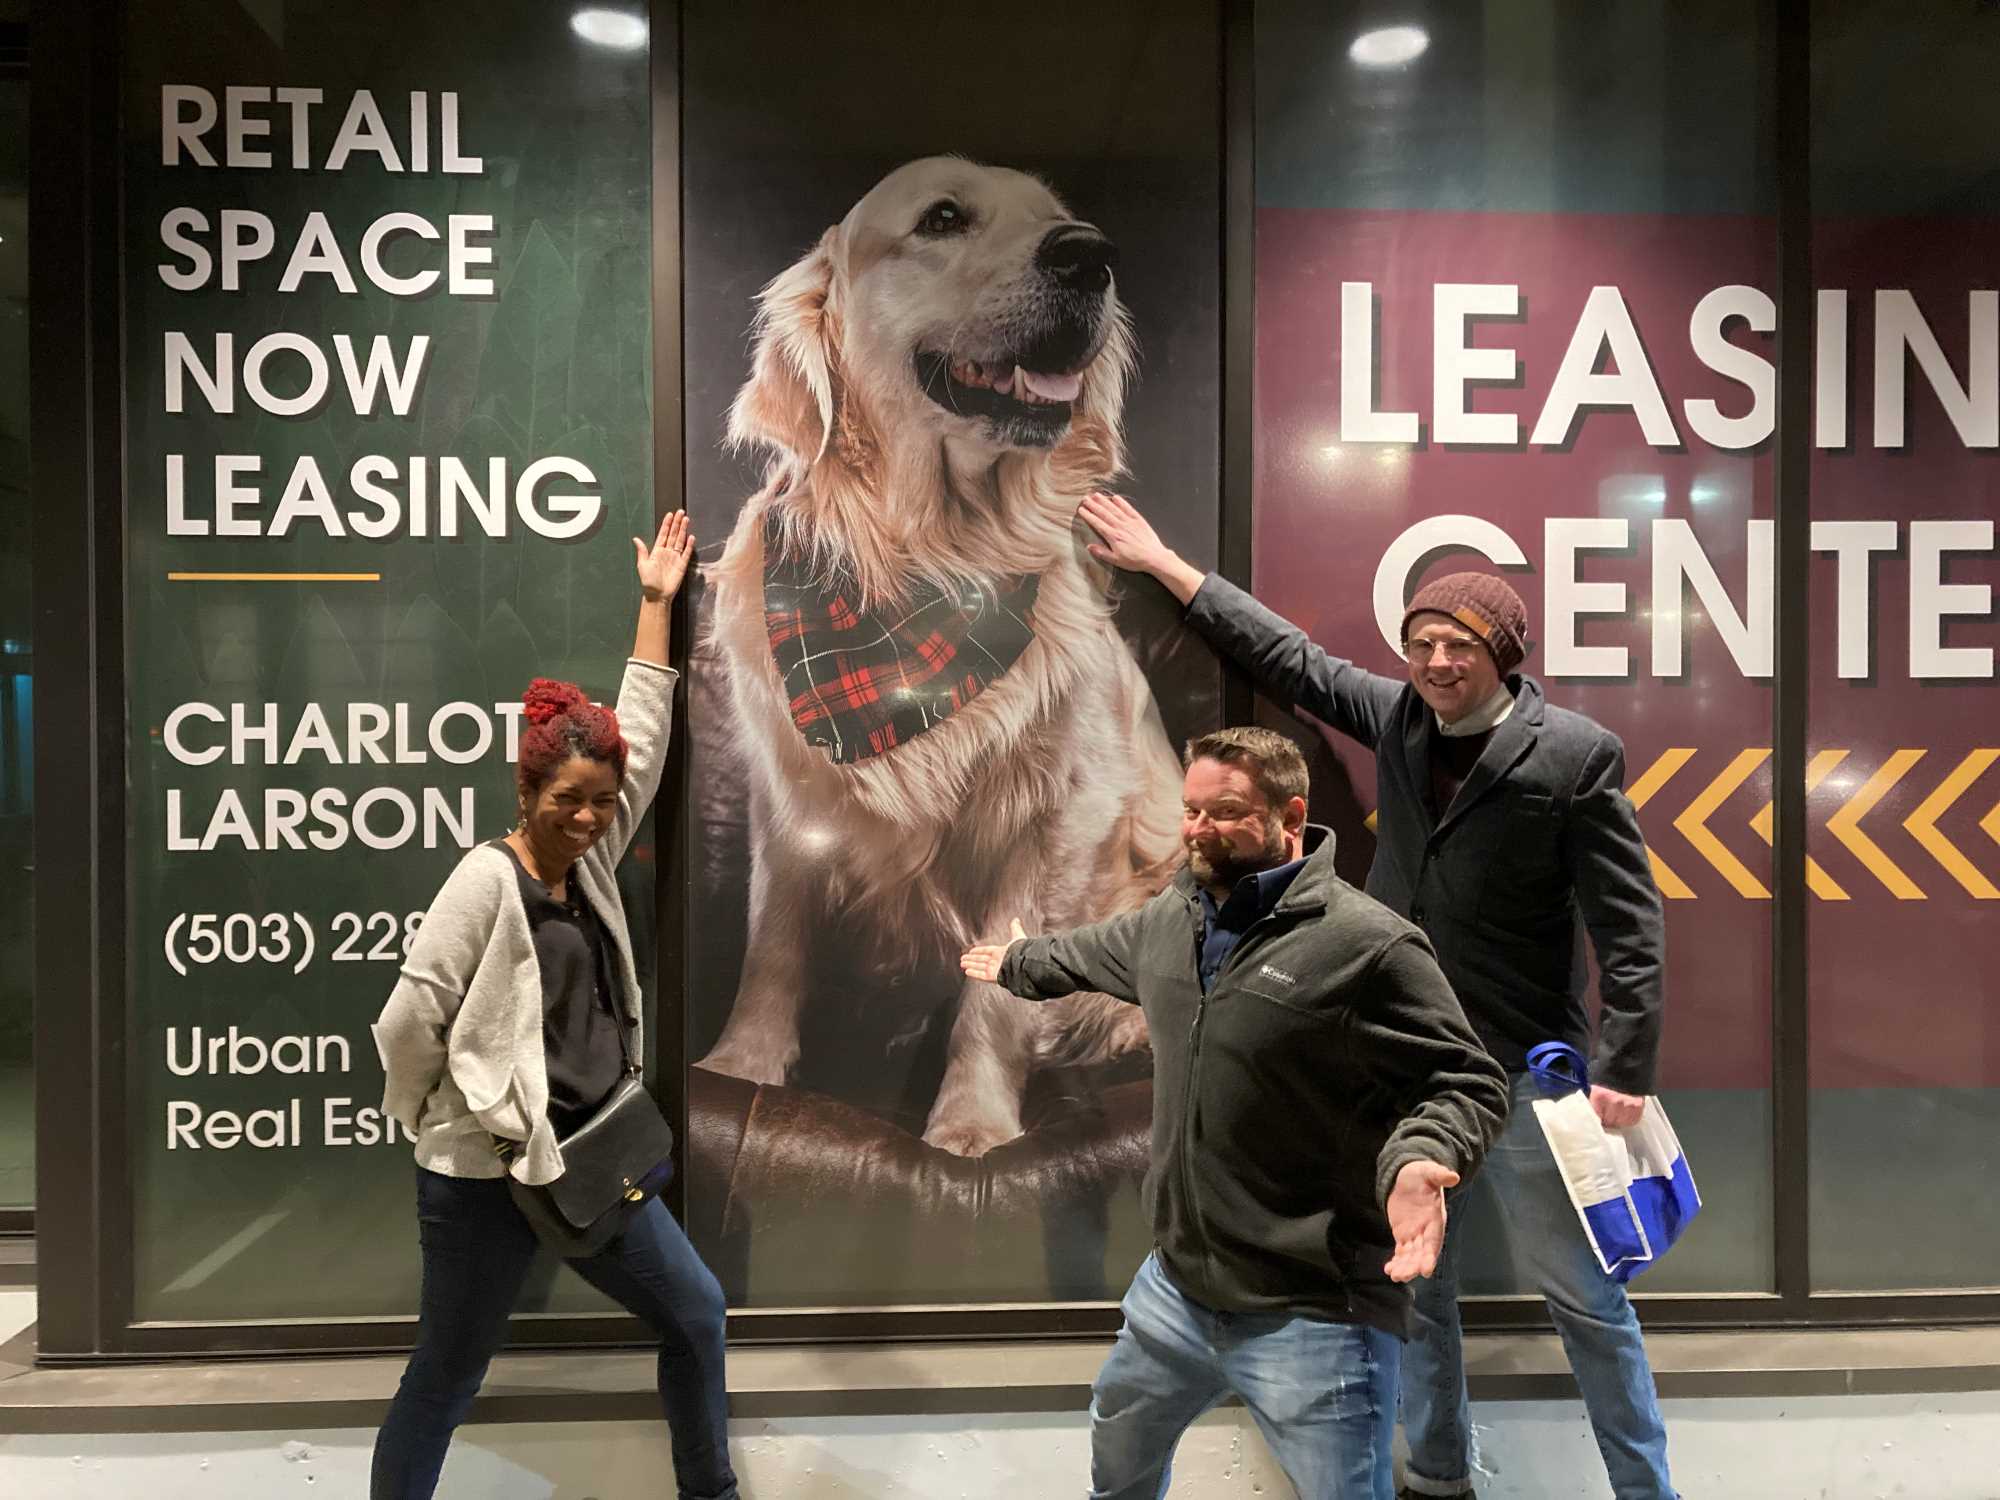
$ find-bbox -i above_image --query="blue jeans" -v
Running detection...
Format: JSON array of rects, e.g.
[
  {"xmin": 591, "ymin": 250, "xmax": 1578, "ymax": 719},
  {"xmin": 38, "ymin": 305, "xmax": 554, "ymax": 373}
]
[
  {"xmin": 1402, "ymin": 1073, "xmax": 1675, "ymax": 1499},
  {"xmin": 371, "ymin": 1166, "xmax": 738, "ymax": 1500},
  {"xmin": 1091, "ymin": 1252, "xmax": 1401, "ymax": 1499}
]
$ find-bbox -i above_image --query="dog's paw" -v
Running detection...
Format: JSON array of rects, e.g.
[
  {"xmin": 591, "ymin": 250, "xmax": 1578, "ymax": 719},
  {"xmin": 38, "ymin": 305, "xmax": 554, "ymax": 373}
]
[
  {"xmin": 920, "ymin": 1112, "xmax": 1023, "ymax": 1158},
  {"xmin": 922, "ymin": 1083, "xmax": 1025, "ymax": 1156},
  {"xmin": 695, "ymin": 1031, "xmax": 800, "ymax": 1088}
]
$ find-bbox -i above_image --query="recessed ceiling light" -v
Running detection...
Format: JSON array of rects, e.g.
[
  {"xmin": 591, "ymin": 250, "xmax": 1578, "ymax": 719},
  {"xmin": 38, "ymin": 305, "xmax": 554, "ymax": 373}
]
[
  {"xmin": 1349, "ymin": 25, "xmax": 1429, "ymax": 68},
  {"xmin": 571, "ymin": 7, "xmax": 648, "ymax": 51}
]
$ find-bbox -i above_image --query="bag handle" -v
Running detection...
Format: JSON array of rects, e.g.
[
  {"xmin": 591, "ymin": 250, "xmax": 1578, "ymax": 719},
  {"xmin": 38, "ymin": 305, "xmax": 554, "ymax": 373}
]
[{"xmin": 1527, "ymin": 1040, "xmax": 1591, "ymax": 1098}]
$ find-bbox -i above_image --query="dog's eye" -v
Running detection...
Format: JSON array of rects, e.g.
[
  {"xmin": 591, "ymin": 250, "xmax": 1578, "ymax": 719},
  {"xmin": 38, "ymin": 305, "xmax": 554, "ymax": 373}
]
[{"xmin": 915, "ymin": 199, "xmax": 970, "ymax": 238}]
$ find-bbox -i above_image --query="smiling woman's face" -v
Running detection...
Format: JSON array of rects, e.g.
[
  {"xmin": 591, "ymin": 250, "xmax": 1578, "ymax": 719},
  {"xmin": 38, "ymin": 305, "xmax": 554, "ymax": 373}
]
[{"xmin": 520, "ymin": 754, "xmax": 621, "ymax": 875}]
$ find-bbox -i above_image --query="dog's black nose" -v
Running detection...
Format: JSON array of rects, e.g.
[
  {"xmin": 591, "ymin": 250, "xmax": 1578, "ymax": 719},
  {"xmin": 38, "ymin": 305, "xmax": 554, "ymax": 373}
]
[{"xmin": 1038, "ymin": 225, "xmax": 1118, "ymax": 292}]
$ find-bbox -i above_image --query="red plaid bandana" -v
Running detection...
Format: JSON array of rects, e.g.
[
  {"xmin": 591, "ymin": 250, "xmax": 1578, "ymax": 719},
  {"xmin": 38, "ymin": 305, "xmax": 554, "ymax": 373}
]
[{"xmin": 764, "ymin": 518, "xmax": 1041, "ymax": 764}]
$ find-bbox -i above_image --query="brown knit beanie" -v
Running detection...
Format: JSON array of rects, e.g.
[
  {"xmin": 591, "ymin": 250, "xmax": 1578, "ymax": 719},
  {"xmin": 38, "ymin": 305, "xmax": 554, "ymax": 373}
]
[{"xmin": 1400, "ymin": 572, "xmax": 1532, "ymax": 676}]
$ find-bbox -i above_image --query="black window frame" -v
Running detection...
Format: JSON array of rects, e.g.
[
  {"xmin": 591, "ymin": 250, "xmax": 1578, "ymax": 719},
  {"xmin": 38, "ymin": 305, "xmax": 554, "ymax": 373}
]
[
  {"xmin": 28, "ymin": 0, "xmax": 2000, "ymax": 1363},
  {"xmin": 0, "ymin": 8, "xmax": 26, "ymax": 1242}
]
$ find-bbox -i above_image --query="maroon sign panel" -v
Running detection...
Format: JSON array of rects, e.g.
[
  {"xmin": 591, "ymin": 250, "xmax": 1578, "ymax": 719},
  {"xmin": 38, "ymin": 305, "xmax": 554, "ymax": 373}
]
[
  {"xmin": 1257, "ymin": 207, "xmax": 1998, "ymax": 1097},
  {"xmin": 1808, "ymin": 219, "xmax": 1998, "ymax": 1093},
  {"xmin": 1258, "ymin": 208, "xmax": 1775, "ymax": 1093}
]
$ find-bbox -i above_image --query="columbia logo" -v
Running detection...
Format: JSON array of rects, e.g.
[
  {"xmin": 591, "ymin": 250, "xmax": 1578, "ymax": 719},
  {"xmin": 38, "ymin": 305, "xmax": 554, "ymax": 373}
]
[{"xmin": 1258, "ymin": 964, "xmax": 1298, "ymax": 986}]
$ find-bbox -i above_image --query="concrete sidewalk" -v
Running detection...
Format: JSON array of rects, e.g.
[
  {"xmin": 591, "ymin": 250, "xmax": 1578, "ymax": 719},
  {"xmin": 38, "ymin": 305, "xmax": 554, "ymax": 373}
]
[{"xmin": 3, "ymin": 1291, "xmax": 1998, "ymax": 1497}]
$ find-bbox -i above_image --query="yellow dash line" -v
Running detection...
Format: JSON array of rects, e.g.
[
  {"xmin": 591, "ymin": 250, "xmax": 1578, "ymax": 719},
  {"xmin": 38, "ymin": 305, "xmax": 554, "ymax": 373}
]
[{"xmin": 167, "ymin": 572, "xmax": 381, "ymax": 582}]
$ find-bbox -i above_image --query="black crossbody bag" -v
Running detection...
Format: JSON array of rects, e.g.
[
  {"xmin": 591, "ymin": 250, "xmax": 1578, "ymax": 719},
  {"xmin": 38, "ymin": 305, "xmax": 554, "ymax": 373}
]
[{"xmin": 497, "ymin": 899, "xmax": 677, "ymax": 1258}]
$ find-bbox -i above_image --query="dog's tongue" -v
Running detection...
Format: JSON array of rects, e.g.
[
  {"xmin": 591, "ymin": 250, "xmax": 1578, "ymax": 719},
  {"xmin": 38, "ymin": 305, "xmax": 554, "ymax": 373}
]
[{"xmin": 1016, "ymin": 366, "xmax": 1083, "ymax": 403}]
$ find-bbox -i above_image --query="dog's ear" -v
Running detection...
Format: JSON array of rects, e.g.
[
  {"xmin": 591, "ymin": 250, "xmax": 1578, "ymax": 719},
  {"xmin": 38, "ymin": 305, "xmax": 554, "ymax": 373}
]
[{"xmin": 729, "ymin": 227, "xmax": 842, "ymax": 465}]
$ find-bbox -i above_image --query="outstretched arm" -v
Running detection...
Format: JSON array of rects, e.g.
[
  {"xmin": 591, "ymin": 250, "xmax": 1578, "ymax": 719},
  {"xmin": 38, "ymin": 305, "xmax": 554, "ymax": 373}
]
[
  {"xmin": 603, "ymin": 511, "xmax": 697, "ymax": 863},
  {"xmin": 1078, "ymin": 489, "xmax": 1207, "ymax": 605},
  {"xmin": 959, "ymin": 919, "xmax": 1030, "ymax": 984},
  {"xmin": 631, "ymin": 509, "xmax": 695, "ymax": 667},
  {"xmin": 1078, "ymin": 490, "xmax": 1405, "ymax": 749},
  {"xmin": 961, "ymin": 902, "xmax": 1158, "ymax": 1006}
]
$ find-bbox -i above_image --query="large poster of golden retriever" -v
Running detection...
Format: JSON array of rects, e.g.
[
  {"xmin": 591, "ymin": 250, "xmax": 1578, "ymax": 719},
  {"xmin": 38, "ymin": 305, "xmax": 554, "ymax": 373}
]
[
  {"xmin": 697, "ymin": 156, "xmax": 1188, "ymax": 1159},
  {"xmin": 679, "ymin": 0, "xmax": 1221, "ymax": 1308}
]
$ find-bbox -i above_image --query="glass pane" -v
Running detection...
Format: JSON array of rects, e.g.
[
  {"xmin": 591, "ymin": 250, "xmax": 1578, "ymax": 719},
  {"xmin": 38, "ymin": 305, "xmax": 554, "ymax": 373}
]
[
  {"xmin": 0, "ymin": 70, "xmax": 29, "ymax": 1211},
  {"xmin": 120, "ymin": 1, "xmax": 653, "ymax": 1319},
  {"xmin": 1807, "ymin": 2, "xmax": 2000, "ymax": 1291},
  {"xmin": 1254, "ymin": 0, "xmax": 1774, "ymax": 1291},
  {"xmin": 680, "ymin": 0, "xmax": 1223, "ymax": 1307}
]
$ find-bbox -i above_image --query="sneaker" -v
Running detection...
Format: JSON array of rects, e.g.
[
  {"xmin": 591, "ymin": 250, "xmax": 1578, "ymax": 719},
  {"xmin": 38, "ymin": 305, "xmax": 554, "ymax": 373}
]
[{"xmin": 1397, "ymin": 1490, "xmax": 1477, "ymax": 1500}]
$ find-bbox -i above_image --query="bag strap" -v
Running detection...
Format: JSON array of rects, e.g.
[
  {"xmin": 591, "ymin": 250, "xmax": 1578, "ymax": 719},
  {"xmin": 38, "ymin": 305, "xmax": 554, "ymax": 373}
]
[
  {"xmin": 573, "ymin": 878, "xmax": 642, "ymax": 1080},
  {"xmin": 1527, "ymin": 1040, "xmax": 1591, "ymax": 1098}
]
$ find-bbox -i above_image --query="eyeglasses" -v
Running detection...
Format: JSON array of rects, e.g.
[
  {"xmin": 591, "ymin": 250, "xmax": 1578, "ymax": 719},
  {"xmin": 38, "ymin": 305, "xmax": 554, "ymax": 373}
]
[{"xmin": 1403, "ymin": 636, "xmax": 1483, "ymax": 664}]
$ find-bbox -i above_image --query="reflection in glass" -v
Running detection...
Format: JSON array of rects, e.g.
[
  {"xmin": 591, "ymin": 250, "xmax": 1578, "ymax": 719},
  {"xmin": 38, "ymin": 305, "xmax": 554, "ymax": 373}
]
[
  {"xmin": 1806, "ymin": 0, "xmax": 2000, "ymax": 1292},
  {"xmin": 0, "ymin": 71, "xmax": 31, "ymax": 1211},
  {"xmin": 1255, "ymin": 0, "xmax": 1774, "ymax": 1293}
]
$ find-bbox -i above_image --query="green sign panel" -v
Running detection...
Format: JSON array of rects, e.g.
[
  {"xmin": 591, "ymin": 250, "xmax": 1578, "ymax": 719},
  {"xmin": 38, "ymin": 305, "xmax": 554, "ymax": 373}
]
[{"xmin": 122, "ymin": 0, "xmax": 654, "ymax": 1320}]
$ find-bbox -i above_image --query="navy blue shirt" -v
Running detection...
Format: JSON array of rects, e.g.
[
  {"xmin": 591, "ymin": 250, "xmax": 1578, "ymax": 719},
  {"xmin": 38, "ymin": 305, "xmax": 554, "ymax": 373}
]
[{"xmin": 1195, "ymin": 857, "xmax": 1308, "ymax": 993}]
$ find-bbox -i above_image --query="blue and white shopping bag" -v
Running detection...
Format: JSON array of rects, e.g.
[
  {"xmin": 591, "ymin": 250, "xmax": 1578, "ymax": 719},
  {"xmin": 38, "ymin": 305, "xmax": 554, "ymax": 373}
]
[{"xmin": 1525, "ymin": 1042, "xmax": 1702, "ymax": 1283}]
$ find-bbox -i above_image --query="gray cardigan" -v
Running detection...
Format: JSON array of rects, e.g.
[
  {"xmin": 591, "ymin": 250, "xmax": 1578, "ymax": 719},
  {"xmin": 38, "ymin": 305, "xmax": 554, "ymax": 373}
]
[
  {"xmin": 1187, "ymin": 575, "xmax": 1665, "ymax": 1092},
  {"xmin": 372, "ymin": 660, "xmax": 677, "ymax": 1185}
]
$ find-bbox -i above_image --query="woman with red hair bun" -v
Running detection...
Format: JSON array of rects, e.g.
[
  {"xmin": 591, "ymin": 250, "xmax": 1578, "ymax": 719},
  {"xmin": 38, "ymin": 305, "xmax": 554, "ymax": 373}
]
[{"xmin": 371, "ymin": 512, "xmax": 738, "ymax": 1500}]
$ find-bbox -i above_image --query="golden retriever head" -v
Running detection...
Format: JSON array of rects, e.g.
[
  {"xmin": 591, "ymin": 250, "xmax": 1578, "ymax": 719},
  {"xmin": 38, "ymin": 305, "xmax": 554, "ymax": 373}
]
[{"xmin": 730, "ymin": 156, "xmax": 1134, "ymax": 483}]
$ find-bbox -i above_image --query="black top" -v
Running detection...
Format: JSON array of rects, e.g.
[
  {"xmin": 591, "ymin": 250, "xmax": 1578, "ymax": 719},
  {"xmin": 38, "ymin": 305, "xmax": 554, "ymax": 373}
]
[
  {"xmin": 493, "ymin": 839, "xmax": 627, "ymax": 1137},
  {"xmin": 1425, "ymin": 720, "xmax": 1493, "ymax": 820}
]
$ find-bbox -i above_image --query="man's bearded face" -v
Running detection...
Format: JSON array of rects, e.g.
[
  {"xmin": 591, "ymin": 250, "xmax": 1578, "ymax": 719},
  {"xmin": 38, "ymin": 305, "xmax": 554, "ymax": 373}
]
[{"xmin": 1181, "ymin": 758, "xmax": 1291, "ymax": 890}]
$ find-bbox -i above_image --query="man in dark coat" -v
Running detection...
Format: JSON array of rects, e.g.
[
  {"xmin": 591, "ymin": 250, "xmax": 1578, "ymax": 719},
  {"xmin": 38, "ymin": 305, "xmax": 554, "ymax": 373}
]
[{"xmin": 1075, "ymin": 491, "xmax": 1676, "ymax": 1500}]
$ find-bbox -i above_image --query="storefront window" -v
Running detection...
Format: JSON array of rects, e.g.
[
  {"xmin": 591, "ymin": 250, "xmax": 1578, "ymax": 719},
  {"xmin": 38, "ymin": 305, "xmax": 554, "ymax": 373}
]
[
  {"xmin": 1254, "ymin": 0, "xmax": 1776, "ymax": 1292},
  {"xmin": 34, "ymin": 0, "xmax": 1998, "ymax": 1354},
  {"xmin": 1806, "ymin": 3, "xmax": 2000, "ymax": 1291}
]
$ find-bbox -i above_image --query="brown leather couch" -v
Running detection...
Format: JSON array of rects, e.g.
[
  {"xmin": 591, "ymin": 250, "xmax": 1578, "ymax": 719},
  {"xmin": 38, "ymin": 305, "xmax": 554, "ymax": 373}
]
[{"xmin": 684, "ymin": 1065, "xmax": 1153, "ymax": 1305}]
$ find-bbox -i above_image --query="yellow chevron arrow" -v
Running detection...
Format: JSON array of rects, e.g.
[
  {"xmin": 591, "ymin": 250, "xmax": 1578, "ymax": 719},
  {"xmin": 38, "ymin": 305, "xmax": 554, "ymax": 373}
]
[
  {"xmin": 1673, "ymin": 748, "xmax": 1772, "ymax": 898},
  {"xmin": 1374, "ymin": 748, "xmax": 1997, "ymax": 901},
  {"xmin": 1826, "ymin": 749, "xmax": 1927, "ymax": 899},
  {"xmin": 1749, "ymin": 749, "xmax": 1851, "ymax": 900},
  {"xmin": 1903, "ymin": 749, "xmax": 2000, "ymax": 899},
  {"xmin": 1627, "ymin": 748, "xmax": 1697, "ymax": 899}
]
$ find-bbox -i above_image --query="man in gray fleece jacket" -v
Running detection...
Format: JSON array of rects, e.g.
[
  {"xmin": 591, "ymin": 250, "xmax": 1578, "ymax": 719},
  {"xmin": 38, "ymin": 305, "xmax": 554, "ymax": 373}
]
[{"xmin": 961, "ymin": 726, "xmax": 1506, "ymax": 1500}]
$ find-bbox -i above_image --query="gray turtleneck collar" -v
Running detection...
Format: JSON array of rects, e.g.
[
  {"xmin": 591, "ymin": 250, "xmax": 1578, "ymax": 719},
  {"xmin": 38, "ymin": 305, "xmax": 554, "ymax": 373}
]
[{"xmin": 1437, "ymin": 684, "xmax": 1515, "ymax": 738}]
